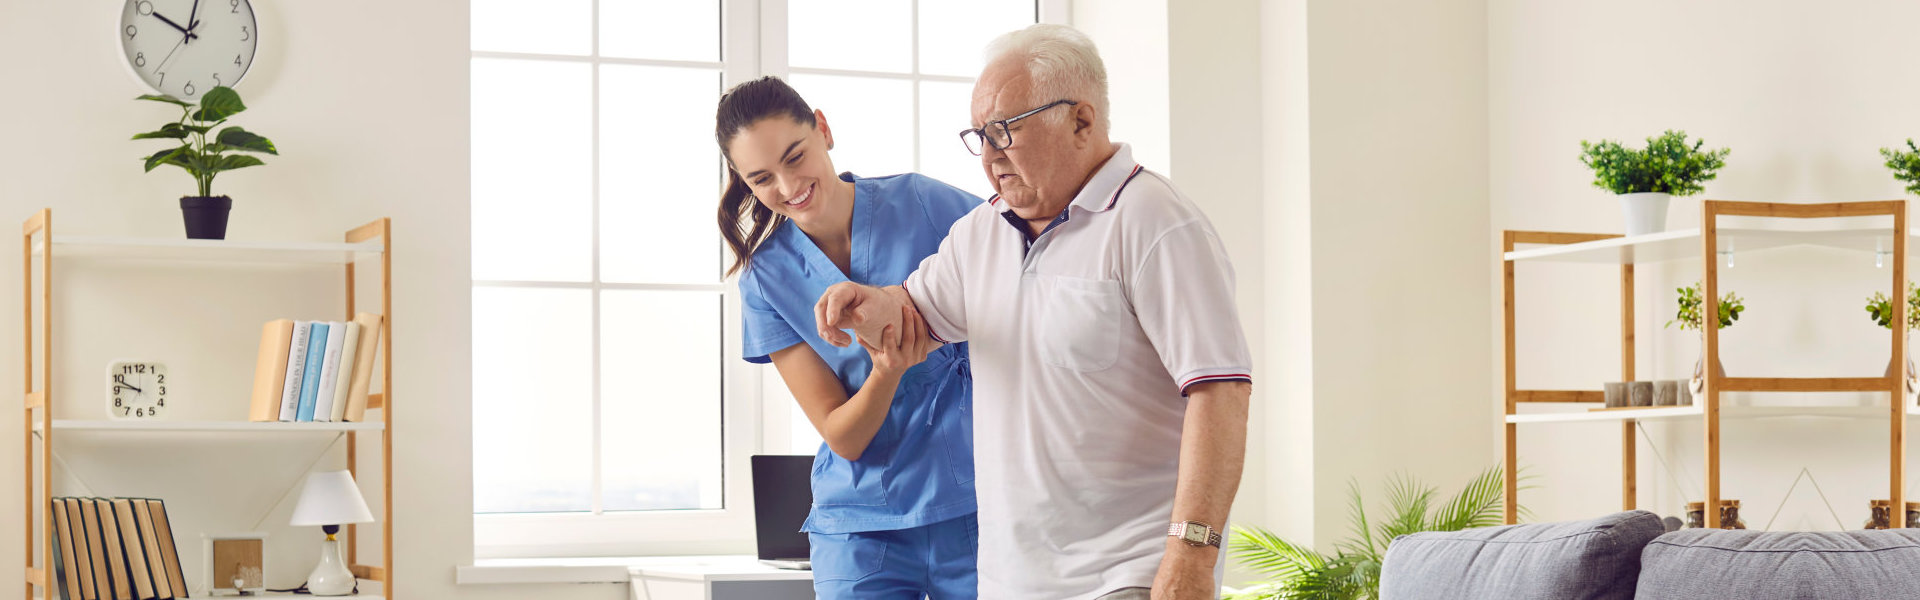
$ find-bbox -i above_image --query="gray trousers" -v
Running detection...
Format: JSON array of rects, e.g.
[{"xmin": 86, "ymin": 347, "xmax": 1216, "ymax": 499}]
[{"xmin": 1095, "ymin": 588, "xmax": 1151, "ymax": 600}]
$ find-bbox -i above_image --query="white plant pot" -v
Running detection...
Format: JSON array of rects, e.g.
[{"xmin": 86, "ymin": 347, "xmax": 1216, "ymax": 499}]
[{"xmin": 1618, "ymin": 192, "xmax": 1672, "ymax": 236}]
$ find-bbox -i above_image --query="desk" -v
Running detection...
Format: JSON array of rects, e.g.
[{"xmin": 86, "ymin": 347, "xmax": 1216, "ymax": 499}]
[{"xmin": 629, "ymin": 556, "xmax": 814, "ymax": 600}]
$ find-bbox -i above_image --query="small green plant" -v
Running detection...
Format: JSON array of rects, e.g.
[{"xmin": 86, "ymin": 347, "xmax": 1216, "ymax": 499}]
[
  {"xmin": 1668, "ymin": 282, "xmax": 1744, "ymax": 331},
  {"xmin": 132, "ymin": 86, "xmax": 278, "ymax": 198},
  {"xmin": 1222, "ymin": 466, "xmax": 1520, "ymax": 600},
  {"xmin": 1579, "ymin": 130, "xmax": 1730, "ymax": 196},
  {"xmin": 1866, "ymin": 283, "xmax": 1920, "ymax": 330},
  {"xmin": 1881, "ymin": 140, "xmax": 1920, "ymax": 195}
]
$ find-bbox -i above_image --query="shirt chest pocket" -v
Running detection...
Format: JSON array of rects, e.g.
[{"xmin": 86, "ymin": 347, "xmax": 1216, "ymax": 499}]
[{"xmin": 1036, "ymin": 275, "xmax": 1130, "ymax": 372}]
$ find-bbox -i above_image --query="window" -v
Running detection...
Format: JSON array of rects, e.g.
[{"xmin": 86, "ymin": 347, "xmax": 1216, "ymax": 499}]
[{"xmin": 471, "ymin": 0, "xmax": 1053, "ymax": 557}]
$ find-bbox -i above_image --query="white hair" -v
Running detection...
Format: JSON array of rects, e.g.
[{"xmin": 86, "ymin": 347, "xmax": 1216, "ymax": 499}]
[{"xmin": 983, "ymin": 24, "xmax": 1109, "ymax": 132}]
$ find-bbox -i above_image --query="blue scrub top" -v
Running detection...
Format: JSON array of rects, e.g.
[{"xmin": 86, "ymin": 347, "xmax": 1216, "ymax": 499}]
[{"xmin": 739, "ymin": 172, "xmax": 982, "ymax": 535}]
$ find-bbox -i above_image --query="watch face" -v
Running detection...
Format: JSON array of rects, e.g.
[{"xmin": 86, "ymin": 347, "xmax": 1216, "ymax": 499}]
[
  {"xmin": 108, "ymin": 361, "xmax": 169, "ymax": 419},
  {"xmin": 1182, "ymin": 524, "xmax": 1209, "ymax": 544},
  {"xmin": 119, "ymin": 0, "xmax": 259, "ymax": 101}
]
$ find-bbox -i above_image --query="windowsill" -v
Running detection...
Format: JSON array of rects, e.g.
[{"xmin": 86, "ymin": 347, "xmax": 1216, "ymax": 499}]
[{"xmin": 456, "ymin": 555, "xmax": 765, "ymax": 585}]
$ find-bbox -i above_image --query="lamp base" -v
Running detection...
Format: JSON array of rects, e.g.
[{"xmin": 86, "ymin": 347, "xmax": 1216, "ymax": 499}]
[{"xmin": 308, "ymin": 536, "xmax": 357, "ymax": 596}]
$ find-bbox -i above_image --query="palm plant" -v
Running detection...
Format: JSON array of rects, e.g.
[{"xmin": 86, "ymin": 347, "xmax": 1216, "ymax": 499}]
[{"xmin": 1223, "ymin": 466, "xmax": 1519, "ymax": 600}]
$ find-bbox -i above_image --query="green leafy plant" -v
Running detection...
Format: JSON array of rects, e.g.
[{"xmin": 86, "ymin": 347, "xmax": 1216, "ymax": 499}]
[
  {"xmin": 1866, "ymin": 283, "xmax": 1920, "ymax": 330},
  {"xmin": 1222, "ymin": 466, "xmax": 1519, "ymax": 600},
  {"xmin": 1668, "ymin": 282, "xmax": 1744, "ymax": 331},
  {"xmin": 132, "ymin": 86, "xmax": 278, "ymax": 198},
  {"xmin": 1579, "ymin": 130, "xmax": 1730, "ymax": 196},
  {"xmin": 1882, "ymin": 140, "xmax": 1920, "ymax": 195}
]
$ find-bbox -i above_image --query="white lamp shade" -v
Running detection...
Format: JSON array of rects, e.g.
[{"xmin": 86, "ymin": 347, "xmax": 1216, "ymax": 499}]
[{"xmin": 290, "ymin": 470, "xmax": 375, "ymax": 527}]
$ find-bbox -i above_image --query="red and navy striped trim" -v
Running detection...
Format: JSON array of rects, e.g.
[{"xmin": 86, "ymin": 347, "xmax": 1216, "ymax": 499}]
[
  {"xmin": 1102, "ymin": 165, "xmax": 1145, "ymax": 210},
  {"xmin": 988, "ymin": 194, "xmax": 1001, "ymax": 206},
  {"xmin": 1180, "ymin": 373, "xmax": 1252, "ymax": 395}
]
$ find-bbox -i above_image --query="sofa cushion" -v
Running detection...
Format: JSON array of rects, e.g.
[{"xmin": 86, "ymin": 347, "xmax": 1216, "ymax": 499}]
[
  {"xmin": 1637, "ymin": 528, "xmax": 1920, "ymax": 600},
  {"xmin": 1379, "ymin": 510, "xmax": 1664, "ymax": 600}
]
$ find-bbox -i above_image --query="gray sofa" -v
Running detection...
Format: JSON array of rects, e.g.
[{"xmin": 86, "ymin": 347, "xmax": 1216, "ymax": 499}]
[{"xmin": 1379, "ymin": 510, "xmax": 1920, "ymax": 599}]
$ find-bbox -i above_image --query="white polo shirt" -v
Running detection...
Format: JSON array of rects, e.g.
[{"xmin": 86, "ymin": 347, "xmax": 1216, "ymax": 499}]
[{"xmin": 904, "ymin": 143, "xmax": 1253, "ymax": 599}]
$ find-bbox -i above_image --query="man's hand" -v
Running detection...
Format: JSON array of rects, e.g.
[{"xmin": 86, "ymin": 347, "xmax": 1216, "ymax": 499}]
[
  {"xmin": 815, "ymin": 282, "xmax": 906, "ymax": 348},
  {"xmin": 1150, "ymin": 544, "xmax": 1217, "ymax": 600}
]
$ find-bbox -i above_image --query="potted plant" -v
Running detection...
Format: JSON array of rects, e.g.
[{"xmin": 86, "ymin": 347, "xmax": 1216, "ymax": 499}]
[
  {"xmin": 1669, "ymin": 282, "xmax": 1745, "ymax": 396},
  {"xmin": 1222, "ymin": 466, "xmax": 1516, "ymax": 600},
  {"xmin": 1880, "ymin": 139, "xmax": 1920, "ymax": 195},
  {"xmin": 1864, "ymin": 282, "xmax": 1920, "ymax": 401},
  {"xmin": 1579, "ymin": 130, "xmax": 1730, "ymax": 236},
  {"xmin": 132, "ymin": 86, "xmax": 278, "ymax": 239}
]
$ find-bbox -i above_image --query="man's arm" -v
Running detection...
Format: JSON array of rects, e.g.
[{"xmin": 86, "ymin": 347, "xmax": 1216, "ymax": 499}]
[
  {"xmin": 815, "ymin": 282, "xmax": 918, "ymax": 348},
  {"xmin": 1152, "ymin": 379, "xmax": 1251, "ymax": 600}
]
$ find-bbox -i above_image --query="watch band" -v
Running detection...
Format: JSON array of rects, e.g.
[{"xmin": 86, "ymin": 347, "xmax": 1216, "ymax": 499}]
[{"xmin": 1167, "ymin": 521, "xmax": 1222, "ymax": 548}]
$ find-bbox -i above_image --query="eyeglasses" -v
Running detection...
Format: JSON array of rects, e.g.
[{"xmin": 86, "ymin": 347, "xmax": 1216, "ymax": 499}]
[{"xmin": 958, "ymin": 99, "xmax": 1079, "ymax": 156}]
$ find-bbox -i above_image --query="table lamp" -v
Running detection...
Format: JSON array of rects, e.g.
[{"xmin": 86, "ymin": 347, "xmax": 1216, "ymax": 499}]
[{"xmin": 289, "ymin": 470, "xmax": 375, "ymax": 596}]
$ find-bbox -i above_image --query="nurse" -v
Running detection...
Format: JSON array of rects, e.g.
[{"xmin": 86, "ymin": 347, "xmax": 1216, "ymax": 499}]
[{"xmin": 714, "ymin": 76, "xmax": 982, "ymax": 599}]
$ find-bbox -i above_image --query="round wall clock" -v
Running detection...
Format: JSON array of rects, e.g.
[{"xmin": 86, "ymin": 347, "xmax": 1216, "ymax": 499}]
[{"xmin": 118, "ymin": 0, "xmax": 260, "ymax": 101}]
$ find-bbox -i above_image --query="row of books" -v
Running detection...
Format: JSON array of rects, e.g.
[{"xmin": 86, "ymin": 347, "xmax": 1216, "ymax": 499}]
[
  {"xmin": 248, "ymin": 314, "xmax": 385, "ymax": 423},
  {"xmin": 50, "ymin": 497, "xmax": 187, "ymax": 600}
]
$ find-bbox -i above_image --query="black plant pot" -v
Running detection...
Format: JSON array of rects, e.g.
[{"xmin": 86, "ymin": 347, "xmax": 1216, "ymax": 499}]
[{"xmin": 180, "ymin": 195, "xmax": 232, "ymax": 240}]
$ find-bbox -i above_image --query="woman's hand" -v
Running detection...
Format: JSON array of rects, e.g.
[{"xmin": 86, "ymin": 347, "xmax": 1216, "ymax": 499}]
[{"xmin": 860, "ymin": 303, "xmax": 939, "ymax": 377}]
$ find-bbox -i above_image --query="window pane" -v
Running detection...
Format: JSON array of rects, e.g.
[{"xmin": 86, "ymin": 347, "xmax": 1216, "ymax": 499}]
[
  {"xmin": 787, "ymin": 74, "xmax": 915, "ymax": 179},
  {"xmin": 919, "ymin": 80, "xmax": 994, "ymax": 199},
  {"xmin": 787, "ymin": 0, "xmax": 911, "ymax": 73},
  {"xmin": 600, "ymin": 0, "xmax": 720, "ymax": 62},
  {"xmin": 601, "ymin": 291, "xmax": 724, "ymax": 511},
  {"xmin": 918, "ymin": 0, "xmax": 1035, "ymax": 77},
  {"xmin": 473, "ymin": 287, "xmax": 595, "ymax": 513},
  {"xmin": 766, "ymin": 368, "xmax": 825, "ymax": 455},
  {"xmin": 471, "ymin": 0, "xmax": 591, "ymax": 55},
  {"xmin": 473, "ymin": 59, "xmax": 594, "ymax": 282},
  {"xmin": 600, "ymin": 66, "xmax": 724, "ymax": 284}
]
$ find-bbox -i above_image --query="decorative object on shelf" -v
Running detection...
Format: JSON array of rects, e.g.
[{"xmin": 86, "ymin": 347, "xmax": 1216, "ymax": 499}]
[
  {"xmin": 1684, "ymin": 500, "xmax": 1746, "ymax": 530},
  {"xmin": 1864, "ymin": 282, "xmax": 1920, "ymax": 403},
  {"xmin": 1669, "ymin": 282, "xmax": 1745, "ymax": 397},
  {"xmin": 205, "ymin": 532, "xmax": 267, "ymax": 596},
  {"xmin": 290, "ymin": 470, "xmax": 375, "ymax": 596},
  {"xmin": 1864, "ymin": 500, "xmax": 1920, "ymax": 530},
  {"xmin": 1578, "ymin": 130, "xmax": 1730, "ymax": 236},
  {"xmin": 132, "ymin": 86, "xmax": 279, "ymax": 240},
  {"xmin": 1676, "ymin": 380, "xmax": 1693, "ymax": 406},
  {"xmin": 1879, "ymin": 139, "xmax": 1920, "ymax": 196},
  {"xmin": 1654, "ymin": 380, "xmax": 1679, "ymax": 406},
  {"xmin": 106, "ymin": 360, "xmax": 169, "ymax": 420},
  {"xmin": 118, "ymin": 0, "xmax": 259, "ymax": 102},
  {"xmin": 1604, "ymin": 381, "xmax": 1628, "ymax": 408},
  {"xmin": 1630, "ymin": 381, "xmax": 1654, "ymax": 407},
  {"xmin": 1222, "ymin": 466, "xmax": 1516, "ymax": 600}
]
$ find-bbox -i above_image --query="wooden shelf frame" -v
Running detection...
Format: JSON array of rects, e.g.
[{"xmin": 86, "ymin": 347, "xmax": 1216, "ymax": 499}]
[
  {"xmin": 20, "ymin": 210, "xmax": 395, "ymax": 598},
  {"xmin": 1502, "ymin": 200, "xmax": 1911, "ymax": 529}
]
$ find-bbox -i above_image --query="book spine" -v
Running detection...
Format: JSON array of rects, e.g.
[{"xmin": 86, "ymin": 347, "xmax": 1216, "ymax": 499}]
[
  {"xmin": 249, "ymin": 319, "xmax": 294, "ymax": 422},
  {"xmin": 279, "ymin": 321, "xmax": 312, "ymax": 422},
  {"xmin": 297, "ymin": 323, "xmax": 330, "ymax": 421},
  {"xmin": 312, "ymin": 321, "xmax": 348, "ymax": 422},
  {"xmin": 328, "ymin": 322, "xmax": 361, "ymax": 422},
  {"xmin": 343, "ymin": 313, "xmax": 385, "ymax": 422}
]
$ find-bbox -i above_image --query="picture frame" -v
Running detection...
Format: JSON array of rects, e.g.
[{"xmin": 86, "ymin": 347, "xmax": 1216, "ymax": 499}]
[{"xmin": 204, "ymin": 532, "xmax": 268, "ymax": 596}]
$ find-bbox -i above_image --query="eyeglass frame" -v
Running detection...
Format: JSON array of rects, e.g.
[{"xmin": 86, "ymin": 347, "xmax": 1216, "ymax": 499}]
[{"xmin": 958, "ymin": 99, "xmax": 1080, "ymax": 156}]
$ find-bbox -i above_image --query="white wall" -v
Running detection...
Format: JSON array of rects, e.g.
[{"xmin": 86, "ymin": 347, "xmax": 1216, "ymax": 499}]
[
  {"xmin": 0, "ymin": 1, "xmax": 619, "ymax": 598},
  {"xmin": 1492, "ymin": 0, "xmax": 1920, "ymax": 528}
]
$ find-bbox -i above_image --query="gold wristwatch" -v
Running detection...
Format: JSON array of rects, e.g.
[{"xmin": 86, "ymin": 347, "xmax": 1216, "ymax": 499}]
[{"xmin": 1168, "ymin": 521, "xmax": 1222, "ymax": 548}]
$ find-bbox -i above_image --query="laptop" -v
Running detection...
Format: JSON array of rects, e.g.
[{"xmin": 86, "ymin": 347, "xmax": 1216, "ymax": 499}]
[{"xmin": 751, "ymin": 455, "xmax": 815, "ymax": 570}]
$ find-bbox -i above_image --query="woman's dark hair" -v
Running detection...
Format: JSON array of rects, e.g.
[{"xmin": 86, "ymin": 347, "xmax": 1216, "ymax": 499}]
[{"xmin": 716, "ymin": 76, "xmax": 817, "ymax": 277}]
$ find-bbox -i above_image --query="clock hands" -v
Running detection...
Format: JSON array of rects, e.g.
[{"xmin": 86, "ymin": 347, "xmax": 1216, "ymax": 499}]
[
  {"xmin": 150, "ymin": 11, "xmax": 199, "ymax": 42},
  {"xmin": 188, "ymin": 0, "xmax": 202, "ymax": 31},
  {"xmin": 154, "ymin": 37, "xmax": 187, "ymax": 74}
]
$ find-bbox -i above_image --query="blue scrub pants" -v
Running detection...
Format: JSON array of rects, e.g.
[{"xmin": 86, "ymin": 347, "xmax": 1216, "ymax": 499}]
[{"xmin": 809, "ymin": 513, "xmax": 978, "ymax": 599}]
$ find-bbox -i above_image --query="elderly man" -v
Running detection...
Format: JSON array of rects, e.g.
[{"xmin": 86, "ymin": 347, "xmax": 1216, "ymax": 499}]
[{"xmin": 814, "ymin": 24, "xmax": 1252, "ymax": 600}]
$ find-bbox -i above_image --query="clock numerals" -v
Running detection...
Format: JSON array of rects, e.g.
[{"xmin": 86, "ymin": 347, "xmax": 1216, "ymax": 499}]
[
  {"xmin": 234, "ymin": 54, "xmax": 243, "ymax": 67},
  {"xmin": 134, "ymin": 52, "xmax": 146, "ymax": 68},
  {"xmin": 125, "ymin": 25, "xmax": 137, "ymax": 40},
  {"xmin": 241, "ymin": 26, "xmax": 249, "ymax": 42},
  {"xmin": 137, "ymin": 1, "xmax": 153, "ymax": 16},
  {"xmin": 183, "ymin": 81, "xmax": 196, "ymax": 97},
  {"xmin": 231, "ymin": 0, "xmax": 240, "ymax": 13},
  {"xmin": 157, "ymin": 374, "xmax": 165, "ymax": 384},
  {"xmin": 212, "ymin": 74, "xmax": 222, "ymax": 87}
]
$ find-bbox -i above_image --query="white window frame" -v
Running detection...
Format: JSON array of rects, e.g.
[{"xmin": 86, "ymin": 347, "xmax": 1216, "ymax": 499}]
[{"xmin": 473, "ymin": 0, "xmax": 1070, "ymax": 559}]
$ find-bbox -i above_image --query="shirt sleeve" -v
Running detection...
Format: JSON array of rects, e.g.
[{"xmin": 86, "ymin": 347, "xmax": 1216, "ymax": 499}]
[
  {"xmin": 904, "ymin": 219, "xmax": 971, "ymax": 344},
  {"xmin": 739, "ymin": 269, "xmax": 805, "ymax": 364},
  {"xmin": 1128, "ymin": 221, "xmax": 1254, "ymax": 395}
]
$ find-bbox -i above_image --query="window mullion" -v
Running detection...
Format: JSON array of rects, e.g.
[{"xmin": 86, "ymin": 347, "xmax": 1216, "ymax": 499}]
[{"xmin": 589, "ymin": 0, "xmax": 605, "ymax": 517}]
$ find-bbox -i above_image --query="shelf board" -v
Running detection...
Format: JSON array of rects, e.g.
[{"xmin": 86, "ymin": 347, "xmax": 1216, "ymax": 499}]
[
  {"xmin": 40, "ymin": 419, "xmax": 383, "ymax": 432},
  {"xmin": 1508, "ymin": 403, "xmax": 1920, "ymax": 424},
  {"xmin": 39, "ymin": 595, "xmax": 380, "ymax": 600},
  {"xmin": 1505, "ymin": 226, "xmax": 1914, "ymax": 265},
  {"xmin": 33, "ymin": 235, "xmax": 383, "ymax": 265}
]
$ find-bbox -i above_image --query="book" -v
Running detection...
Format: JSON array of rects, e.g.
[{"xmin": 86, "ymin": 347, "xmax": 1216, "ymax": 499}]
[
  {"xmin": 279, "ymin": 321, "xmax": 313, "ymax": 422},
  {"xmin": 343, "ymin": 313, "xmax": 385, "ymax": 422},
  {"xmin": 328, "ymin": 322, "xmax": 361, "ymax": 422},
  {"xmin": 53, "ymin": 498, "xmax": 82, "ymax": 600},
  {"xmin": 78, "ymin": 498, "xmax": 109, "ymax": 600},
  {"xmin": 297, "ymin": 322, "xmax": 331, "ymax": 421},
  {"xmin": 312, "ymin": 320, "xmax": 349, "ymax": 422},
  {"xmin": 67, "ymin": 498, "xmax": 99, "ymax": 600},
  {"xmin": 248, "ymin": 319, "xmax": 295, "ymax": 422},
  {"xmin": 144, "ymin": 500, "xmax": 187, "ymax": 597},
  {"xmin": 93, "ymin": 499, "xmax": 132, "ymax": 600},
  {"xmin": 130, "ymin": 500, "xmax": 172, "ymax": 599},
  {"xmin": 109, "ymin": 499, "xmax": 154, "ymax": 600}
]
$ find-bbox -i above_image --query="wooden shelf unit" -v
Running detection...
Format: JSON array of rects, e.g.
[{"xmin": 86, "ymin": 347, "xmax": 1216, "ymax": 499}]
[
  {"xmin": 1502, "ymin": 200, "xmax": 1911, "ymax": 529},
  {"xmin": 19, "ymin": 209, "xmax": 395, "ymax": 598}
]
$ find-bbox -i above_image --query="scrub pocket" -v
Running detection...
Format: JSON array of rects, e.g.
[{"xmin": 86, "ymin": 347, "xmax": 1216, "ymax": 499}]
[
  {"xmin": 808, "ymin": 531, "xmax": 888, "ymax": 583},
  {"xmin": 939, "ymin": 387, "xmax": 975, "ymax": 486},
  {"xmin": 1038, "ymin": 275, "xmax": 1128, "ymax": 371},
  {"xmin": 812, "ymin": 453, "xmax": 889, "ymax": 506}
]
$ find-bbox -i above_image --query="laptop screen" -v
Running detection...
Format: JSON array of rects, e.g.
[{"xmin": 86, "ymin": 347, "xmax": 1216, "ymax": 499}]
[{"xmin": 750, "ymin": 455, "xmax": 814, "ymax": 561}]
